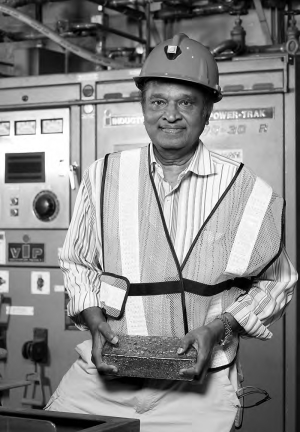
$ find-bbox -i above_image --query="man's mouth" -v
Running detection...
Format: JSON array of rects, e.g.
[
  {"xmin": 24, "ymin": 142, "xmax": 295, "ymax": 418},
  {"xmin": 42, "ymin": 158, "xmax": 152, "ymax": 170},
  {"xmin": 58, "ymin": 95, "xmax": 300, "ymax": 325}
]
[{"xmin": 160, "ymin": 127, "xmax": 184, "ymax": 134}]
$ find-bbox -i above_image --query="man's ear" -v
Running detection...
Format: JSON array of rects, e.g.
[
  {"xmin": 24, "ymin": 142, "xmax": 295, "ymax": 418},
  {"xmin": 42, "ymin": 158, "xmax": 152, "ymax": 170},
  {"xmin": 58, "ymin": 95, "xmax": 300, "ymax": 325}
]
[
  {"xmin": 205, "ymin": 110, "xmax": 212, "ymax": 125},
  {"xmin": 202, "ymin": 97, "xmax": 213, "ymax": 125}
]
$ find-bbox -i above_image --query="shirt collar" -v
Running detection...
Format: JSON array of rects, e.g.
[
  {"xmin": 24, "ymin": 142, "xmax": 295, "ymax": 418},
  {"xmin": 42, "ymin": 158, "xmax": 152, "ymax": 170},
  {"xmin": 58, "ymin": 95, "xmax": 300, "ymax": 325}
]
[{"xmin": 149, "ymin": 140, "xmax": 217, "ymax": 176}]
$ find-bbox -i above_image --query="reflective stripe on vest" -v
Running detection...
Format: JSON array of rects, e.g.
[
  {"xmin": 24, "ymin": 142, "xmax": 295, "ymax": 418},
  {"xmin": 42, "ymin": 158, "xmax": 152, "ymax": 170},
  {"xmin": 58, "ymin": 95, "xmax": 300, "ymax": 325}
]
[
  {"xmin": 225, "ymin": 177, "xmax": 273, "ymax": 276},
  {"xmin": 119, "ymin": 149, "xmax": 148, "ymax": 335}
]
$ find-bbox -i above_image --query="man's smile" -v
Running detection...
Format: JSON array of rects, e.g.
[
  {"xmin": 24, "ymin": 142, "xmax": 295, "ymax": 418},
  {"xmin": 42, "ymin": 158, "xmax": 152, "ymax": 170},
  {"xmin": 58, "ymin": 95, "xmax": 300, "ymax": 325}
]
[{"xmin": 160, "ymin": 127, "xmax": 185, "ymax": 134}]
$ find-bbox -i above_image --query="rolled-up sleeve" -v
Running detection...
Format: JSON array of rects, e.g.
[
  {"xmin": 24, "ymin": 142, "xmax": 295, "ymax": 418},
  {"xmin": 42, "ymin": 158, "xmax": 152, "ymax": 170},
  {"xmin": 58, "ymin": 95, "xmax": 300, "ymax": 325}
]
[
  {"xmin": 226, "ymin": 246, "xmax": 297, "ymax": 339},
  {"xmin": 59, "ymin": 161, "xmax": 104, "ymax": 330}
]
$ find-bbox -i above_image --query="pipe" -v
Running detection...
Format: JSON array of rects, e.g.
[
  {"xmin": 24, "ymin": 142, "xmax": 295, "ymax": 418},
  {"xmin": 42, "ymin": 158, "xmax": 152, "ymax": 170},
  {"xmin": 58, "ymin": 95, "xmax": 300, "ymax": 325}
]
[
  {"xmin": 1, "ymin": 29, "xmax": 45, "ymax": 40},
  {"xmin": 154, "ymin": 1, "xmax": 248, "ymax": 20},
  {"xmin": 246, "ymin": 43, "xmax": 286, "ymax": 54},
  {"xmin": 0, "ymin": 60, "xmax": 14, "ymax": 66},
  {"xmin": 3, "ymin": 1, "xmax": 145, "ymax": 21},
  {"xmin": 107, "ymin": 47, "xmax": 136, "ymax": 58},
  {"xmin": 154, "ymin": 4, "xmax": 230, "ymax": 20},
  {"xmin": 1, "ymin": 0, "xmax": 65, "ymax": 7},
  {"xmin": 252, "ymin": 0, "xmax": 273, "ymax": 45},
  {"xmin": 145, "ymin": 0, "xmax": 151, "ymax": 56},
  {"xmin": 0, "ymin": 4, "xmax": 140, "ymax": 68},
  {"xmin": 66, "ymin": 21, "xmax": 146, "ymax": 44},
  {"xmin": 88, "ymin": 0, "xmax": 145, "ymax": 21},
  {"xmin": 211, "ymin": 39, "xmax": 241, "ymax": 56}
]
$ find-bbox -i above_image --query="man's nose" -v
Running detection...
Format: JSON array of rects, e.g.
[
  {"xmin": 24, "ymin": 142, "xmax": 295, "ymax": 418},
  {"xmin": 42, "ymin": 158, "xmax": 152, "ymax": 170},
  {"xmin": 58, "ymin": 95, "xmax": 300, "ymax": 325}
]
[{"xmin": 163, "ymin": 102, "xmax": 181, "ymax": 122}]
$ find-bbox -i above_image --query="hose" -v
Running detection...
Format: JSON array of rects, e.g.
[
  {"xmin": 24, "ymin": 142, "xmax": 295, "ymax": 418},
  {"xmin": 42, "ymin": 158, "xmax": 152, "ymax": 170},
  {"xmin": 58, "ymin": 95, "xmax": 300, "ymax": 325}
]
[{"xmin": 0, "ymin": 4, "xmax": 139, "ymax": 69}]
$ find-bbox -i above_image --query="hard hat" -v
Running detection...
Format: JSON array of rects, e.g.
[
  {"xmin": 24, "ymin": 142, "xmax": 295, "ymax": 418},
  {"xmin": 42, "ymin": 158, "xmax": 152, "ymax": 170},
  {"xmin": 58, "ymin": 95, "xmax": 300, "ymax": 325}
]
[{"xmin": 134, "ymin": 33, "xmax": 222, "ymax": 102}]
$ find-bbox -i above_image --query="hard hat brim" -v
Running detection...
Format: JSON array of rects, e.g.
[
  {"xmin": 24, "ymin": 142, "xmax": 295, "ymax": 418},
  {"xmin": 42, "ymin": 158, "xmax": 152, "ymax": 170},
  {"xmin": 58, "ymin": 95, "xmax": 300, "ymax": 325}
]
[{"xmin": 133, "ymin": 74, "xmax": 223, "ymax": 103}]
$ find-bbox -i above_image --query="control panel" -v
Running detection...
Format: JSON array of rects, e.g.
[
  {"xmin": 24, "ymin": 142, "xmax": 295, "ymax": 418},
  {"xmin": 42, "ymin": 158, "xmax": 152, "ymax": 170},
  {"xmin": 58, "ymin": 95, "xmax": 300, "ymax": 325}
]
[{"xmin": 0, "ymin": 109, "xmax": 71, "ymax": 229}]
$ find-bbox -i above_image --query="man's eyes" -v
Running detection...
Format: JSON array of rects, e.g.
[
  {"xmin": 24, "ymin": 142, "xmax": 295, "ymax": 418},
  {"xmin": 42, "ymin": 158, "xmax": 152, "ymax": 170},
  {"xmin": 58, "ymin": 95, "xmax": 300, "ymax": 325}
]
[
  {"xmin": 150, "ymin": 100, "xmax": 193, "ymax": 107},
  {"xmin": 179, "ymin": 100, "xmax": 193, "ymax": 106},
  {"xmin": 151, "ymin": 100, "xmax": 165, "ymax": 106}
]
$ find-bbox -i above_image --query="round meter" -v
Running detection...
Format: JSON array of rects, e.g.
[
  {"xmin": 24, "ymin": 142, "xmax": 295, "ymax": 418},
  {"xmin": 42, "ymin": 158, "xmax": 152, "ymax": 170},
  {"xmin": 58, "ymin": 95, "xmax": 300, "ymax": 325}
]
[{"xmin": 33, "ymin": 190, "xmax": 59, "ymax": 222}]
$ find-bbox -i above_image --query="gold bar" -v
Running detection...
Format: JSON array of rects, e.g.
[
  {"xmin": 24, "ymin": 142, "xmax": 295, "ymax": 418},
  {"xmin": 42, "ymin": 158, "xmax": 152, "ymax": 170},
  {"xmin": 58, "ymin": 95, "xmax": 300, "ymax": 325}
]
[{"xmin": 102, "ymin": 335, "xmax": 197, "ymax": 381}]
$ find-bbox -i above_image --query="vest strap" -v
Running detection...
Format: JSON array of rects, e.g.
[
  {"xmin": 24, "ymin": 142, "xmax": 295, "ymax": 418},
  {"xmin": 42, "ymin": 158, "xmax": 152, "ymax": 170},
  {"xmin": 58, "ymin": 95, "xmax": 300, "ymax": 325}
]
[{"xmin": 129, "ymin": 278, "xmax": 252, "ymax": 297}]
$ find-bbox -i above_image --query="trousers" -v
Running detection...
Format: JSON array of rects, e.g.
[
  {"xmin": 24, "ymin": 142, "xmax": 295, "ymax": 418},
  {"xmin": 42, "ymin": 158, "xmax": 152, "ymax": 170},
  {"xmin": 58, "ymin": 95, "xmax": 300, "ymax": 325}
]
[{"xmin": 45, "ymin": 340, "xmax": 239, "ymax": 432}]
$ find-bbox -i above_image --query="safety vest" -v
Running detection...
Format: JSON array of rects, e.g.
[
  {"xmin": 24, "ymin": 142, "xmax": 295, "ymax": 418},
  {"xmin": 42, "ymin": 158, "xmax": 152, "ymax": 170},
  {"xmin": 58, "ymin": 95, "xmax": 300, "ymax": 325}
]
[{"xmin": 99, "ymin": 146, "xmax": 284, "ymax": 369}]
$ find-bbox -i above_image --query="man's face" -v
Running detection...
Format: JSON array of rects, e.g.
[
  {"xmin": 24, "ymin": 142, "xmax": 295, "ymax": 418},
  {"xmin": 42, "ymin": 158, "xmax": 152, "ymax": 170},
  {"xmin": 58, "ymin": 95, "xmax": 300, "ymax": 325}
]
[{"xmin": 142, "ymin": 79, "xmax": 211, "ymax": 156}]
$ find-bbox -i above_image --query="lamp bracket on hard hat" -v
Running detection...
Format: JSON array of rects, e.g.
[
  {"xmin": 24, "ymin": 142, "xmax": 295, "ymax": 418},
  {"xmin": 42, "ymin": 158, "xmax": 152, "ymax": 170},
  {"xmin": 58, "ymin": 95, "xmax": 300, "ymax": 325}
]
[
  {"xmin": 134, "ymin": 33, "xmax": 223, "ymax": 103},
  {"xmin": 165, "ymin": 45, "xmax": 182, "ymax": 60}
]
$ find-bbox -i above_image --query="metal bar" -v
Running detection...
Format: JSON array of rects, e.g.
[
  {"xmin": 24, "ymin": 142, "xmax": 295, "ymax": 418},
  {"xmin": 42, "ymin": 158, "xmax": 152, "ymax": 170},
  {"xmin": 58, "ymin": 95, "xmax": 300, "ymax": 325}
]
[
  {"xmin": 0, "ymin": 88, "xmax": 288, "ymax": 112},
  {"xmin": 145, "ymin": 1, "xmax": 151, "ymax": 56},
  {"xmin": 0, "ymin": 97, "xmax": 142, "ymax": 111},
  {"xmin": 88, "ymin": 22, "xmax": 146, "ymax": 44},
  {"xmin": 284, "ymin": 54, "xmax": 298, "ymax": 432},
  {"xmin": 253, "ymin": 0, "xmax": 273, "ymax": 45}
]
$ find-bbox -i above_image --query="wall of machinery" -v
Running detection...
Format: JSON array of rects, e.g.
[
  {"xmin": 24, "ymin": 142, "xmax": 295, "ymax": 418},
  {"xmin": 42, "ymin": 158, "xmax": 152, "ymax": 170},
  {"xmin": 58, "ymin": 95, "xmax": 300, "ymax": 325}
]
[
  {"xmin": 1, "ymin": 1, "xmax": 300, "ymax": 77},
  {"xmin": 0, "ymin": 1, "xmax": 299, "ymax": 432}
]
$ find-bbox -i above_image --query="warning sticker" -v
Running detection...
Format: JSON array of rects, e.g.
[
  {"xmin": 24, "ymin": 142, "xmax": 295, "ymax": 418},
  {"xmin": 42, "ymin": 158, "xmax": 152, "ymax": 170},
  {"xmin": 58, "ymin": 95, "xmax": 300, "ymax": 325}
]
[{"xmin": 210, "ymin": 108, "xmax": 274, "ymax": 121}]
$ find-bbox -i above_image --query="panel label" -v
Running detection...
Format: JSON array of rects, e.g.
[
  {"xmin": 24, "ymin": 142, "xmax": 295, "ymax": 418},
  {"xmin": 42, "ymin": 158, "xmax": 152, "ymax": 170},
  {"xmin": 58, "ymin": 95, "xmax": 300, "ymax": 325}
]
[
  {"xmin": 8, "ymin": 243, "xmax": 44, "ymax": 262},
  {"xmin": 0, "ymin": 121, "xmax": 10, "ymax": 136},
  {"xmin": 216, "ymin": 149, "xmax": 243, "ymax": 162},
  {"xmin": 54, "ymin": 285, "xmax": 65, "ymax": 293},
  {"xmin": 6, "ymin": 306, "xmax": 34, "ymax": 316},
  {"xmin": 104, "ymin": 110, "xmax": 144, "ymax": 127},
  {"xmin": 210, "ymin": 108, "xmax": 274, "ymax": 121}
]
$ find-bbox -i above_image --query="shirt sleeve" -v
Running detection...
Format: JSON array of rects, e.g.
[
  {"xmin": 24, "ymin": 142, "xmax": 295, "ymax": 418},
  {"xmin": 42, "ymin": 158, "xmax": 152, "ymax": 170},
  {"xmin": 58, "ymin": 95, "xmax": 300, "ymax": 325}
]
[
  {"xmin": 225, "ymin": 246, "xmax": 298, "ymax": 339},
  {"xmin": 59, "ymin": 161, "xmax": 104, "ymax": 330}
]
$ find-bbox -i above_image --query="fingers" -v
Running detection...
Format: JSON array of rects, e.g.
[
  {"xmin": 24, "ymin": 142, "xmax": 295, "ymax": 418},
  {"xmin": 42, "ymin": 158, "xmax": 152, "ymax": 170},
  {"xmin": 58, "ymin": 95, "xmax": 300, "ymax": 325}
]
[
  {"xmin": 98, "ymin": 321, "xmax": 119, "ymax": 345},
  {"xmin": 179, "ymin": 351, "xmax": 207, "ymax": 381},
  {"xmin": 178, "ymin": 328, "xmax": 213, "ymax": 382},
  {"xmin": 91, "ymin": 322, "xmax": 119, "ymax": 375},
  {"xmin": 180, "ymin": 350, "xmax": 209, "ymax": 383},
  {"xmin": 177, "ymin": 333, "xmax": 198, "ymax": 380},
  {"xmin": 177, "ymin": 333, "xmax": 194, "ymax": 355}
]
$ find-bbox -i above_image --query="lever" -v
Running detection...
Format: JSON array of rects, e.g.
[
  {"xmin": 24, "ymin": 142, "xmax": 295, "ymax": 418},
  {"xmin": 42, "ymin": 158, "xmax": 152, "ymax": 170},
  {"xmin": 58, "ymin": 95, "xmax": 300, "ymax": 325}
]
[{"xmin": 69, "ymin": 162, "xmax": 78, "ymax": 190}]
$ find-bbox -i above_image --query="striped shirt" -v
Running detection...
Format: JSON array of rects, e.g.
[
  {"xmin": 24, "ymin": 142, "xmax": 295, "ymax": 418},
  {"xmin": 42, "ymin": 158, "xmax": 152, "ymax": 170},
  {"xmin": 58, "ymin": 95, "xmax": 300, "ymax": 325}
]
[{"xmin": 60, "ymin": 141, "xmax": 297, "ymax": 338}]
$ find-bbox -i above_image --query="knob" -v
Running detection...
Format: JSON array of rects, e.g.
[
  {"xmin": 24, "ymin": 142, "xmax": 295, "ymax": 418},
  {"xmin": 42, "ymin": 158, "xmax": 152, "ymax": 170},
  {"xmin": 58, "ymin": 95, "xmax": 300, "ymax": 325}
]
[
  {"xmin": 33, "ymin": 191, "xmax": 59, "ymax": 222},
  {"xmin": 10, "ymin": 197, "xmax": 19, "ymax": 206},
  {"xmin": 10, "ymin": 208, "xmax": 19, "ymax": 217}
]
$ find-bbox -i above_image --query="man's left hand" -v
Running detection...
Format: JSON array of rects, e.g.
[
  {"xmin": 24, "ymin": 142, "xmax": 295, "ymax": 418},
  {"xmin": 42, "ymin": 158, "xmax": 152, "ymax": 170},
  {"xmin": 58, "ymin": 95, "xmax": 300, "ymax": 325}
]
[{"xmin": 177, "ymin": 319, "xmax": 224, "ymax": 383}]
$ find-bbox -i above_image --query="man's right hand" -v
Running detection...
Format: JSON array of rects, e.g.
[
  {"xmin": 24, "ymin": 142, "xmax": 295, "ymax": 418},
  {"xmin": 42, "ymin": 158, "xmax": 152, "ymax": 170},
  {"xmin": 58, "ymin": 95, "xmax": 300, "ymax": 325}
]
[{"xmin": 81, "ymin": 307, "xmax": 119, "ymax": 375}]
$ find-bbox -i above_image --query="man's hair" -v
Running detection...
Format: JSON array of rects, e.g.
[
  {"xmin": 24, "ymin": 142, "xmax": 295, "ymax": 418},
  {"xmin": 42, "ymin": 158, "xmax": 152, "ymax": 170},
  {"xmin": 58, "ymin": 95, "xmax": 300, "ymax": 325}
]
[{"xmin": 139, "ymin": 78, "xmax": 214, "ymax": 117}]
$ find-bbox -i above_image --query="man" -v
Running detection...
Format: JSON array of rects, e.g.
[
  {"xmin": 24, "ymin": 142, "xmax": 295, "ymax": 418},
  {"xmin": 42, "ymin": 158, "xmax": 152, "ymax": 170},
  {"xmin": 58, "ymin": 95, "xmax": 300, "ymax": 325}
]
[{"xmin": 46, "ymin": 34, "xmax": 297, "ymax": 432}]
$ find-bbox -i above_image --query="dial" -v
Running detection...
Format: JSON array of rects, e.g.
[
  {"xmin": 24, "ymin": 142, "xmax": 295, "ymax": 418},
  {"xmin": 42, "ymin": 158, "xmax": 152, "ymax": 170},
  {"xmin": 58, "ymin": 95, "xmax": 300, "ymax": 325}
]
[{"xmin": 33, "ymin": 191, "xmax": 59, "ymax": 222}]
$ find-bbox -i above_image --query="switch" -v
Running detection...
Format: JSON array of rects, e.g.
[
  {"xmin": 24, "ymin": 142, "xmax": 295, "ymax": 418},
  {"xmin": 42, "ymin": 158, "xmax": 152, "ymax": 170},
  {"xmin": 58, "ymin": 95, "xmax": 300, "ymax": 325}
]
[
  {"xmin": 10, "ymin": 197, "xmax": 19, "ymax": 206},
  {"xmin": 10, "ymin": 209, "xmax": 19, "ymax": 217},
  {"xmin": 37, "ymin": 277, "xmax": 44, "ymax": 290}
]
